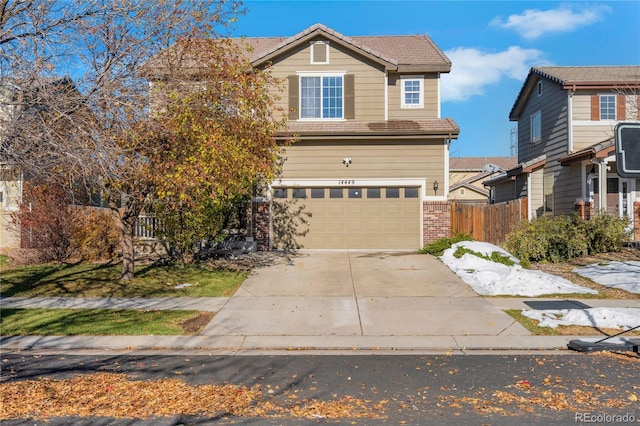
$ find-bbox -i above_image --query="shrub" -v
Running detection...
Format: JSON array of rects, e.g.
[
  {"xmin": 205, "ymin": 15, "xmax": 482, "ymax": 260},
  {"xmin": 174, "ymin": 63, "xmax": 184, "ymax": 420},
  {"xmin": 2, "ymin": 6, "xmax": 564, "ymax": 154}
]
[
  {"xmin": 419, "ymin": 233, "xmax": 474, "ymax": 256},
  {"xmin": 504, "ymin": 213, "xmax": 630, "ymax": 263},
  {"xmin": 69, "ymin": 208, "xmax": 121, "ymax": 261},
  {"xmin": 504, "ymin": 218, "xmax": 549, "ymax": 262},
  {"xmin": 584, "ymin": 213, "xmax": 631, "ymax": 254},
  {"xmin": 13, "ymin": 181, "xmax": 73, "ymax": 261}
]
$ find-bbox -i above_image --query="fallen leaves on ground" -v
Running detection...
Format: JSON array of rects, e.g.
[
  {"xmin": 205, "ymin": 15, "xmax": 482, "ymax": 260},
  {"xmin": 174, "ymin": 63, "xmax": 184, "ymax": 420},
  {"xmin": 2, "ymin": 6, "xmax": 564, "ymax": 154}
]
[
  {"xmin": 0, "ymin": 373, "xmax": 386, "ymax": 421},
  {"xmin": 439, "ymin": 358, "xmax": 638, "ymax": 415}
]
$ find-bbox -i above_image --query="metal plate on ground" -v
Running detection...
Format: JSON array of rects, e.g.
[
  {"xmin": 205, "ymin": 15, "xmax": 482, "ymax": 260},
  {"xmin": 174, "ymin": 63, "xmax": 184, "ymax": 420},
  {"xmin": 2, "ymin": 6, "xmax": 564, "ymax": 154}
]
[{"xmin": 524, "ymin": 300, "xmax": 592, "ymax": 310}]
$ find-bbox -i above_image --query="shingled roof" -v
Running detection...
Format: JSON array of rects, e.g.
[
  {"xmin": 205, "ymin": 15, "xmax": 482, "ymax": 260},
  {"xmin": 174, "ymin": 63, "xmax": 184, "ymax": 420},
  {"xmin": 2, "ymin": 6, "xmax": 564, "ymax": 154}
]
[
  {"xmin": 279, "ymin": 118, "xmax": 459, "ymax": 140},
  {"xmin": 510, "ymin": 66, "xmax": 640, "ymax": 120},
  {"xmin": 238, "ymin": 23, "xmax": 452, "ymax": 73}
]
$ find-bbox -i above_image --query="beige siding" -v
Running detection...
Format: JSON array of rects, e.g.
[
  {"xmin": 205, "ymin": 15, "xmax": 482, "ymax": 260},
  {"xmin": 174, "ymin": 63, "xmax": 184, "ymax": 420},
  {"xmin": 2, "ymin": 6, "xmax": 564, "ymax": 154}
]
[
  {"xmin": 529, "ymin": 168, "xmax": 544, "ymax": 218},
  {"xmin": 267, "ymin": 41, "xmax": 387, "ymax": 122},
  {"xmin": 572, "ymin": 91, "xmax": 639, "ymax": 121},
  {"xmin": 278, "ymin": 139, "xmax": 445, "ymax": 181},
  {"xmin": 0, "ymin": 168, "xmax": 22, "ymax": 248},
  {"xmin": 387, "ymin": 73, "xmax": 440, "ymax": 119},
  {"xmin": 572, "ymin": 126, "xmax": 617, "ymax": 151}
]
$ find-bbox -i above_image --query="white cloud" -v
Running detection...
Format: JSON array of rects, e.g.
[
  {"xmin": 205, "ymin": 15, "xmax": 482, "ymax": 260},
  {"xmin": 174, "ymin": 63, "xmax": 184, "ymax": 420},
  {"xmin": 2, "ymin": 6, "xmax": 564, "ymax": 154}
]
[
  {"xmin": 441, "ymin": 46, "xmax": 546, "ymax": 102},
  {"xmin": 490, "ymin": 5, "xmax": 611, "ymax": 40}
]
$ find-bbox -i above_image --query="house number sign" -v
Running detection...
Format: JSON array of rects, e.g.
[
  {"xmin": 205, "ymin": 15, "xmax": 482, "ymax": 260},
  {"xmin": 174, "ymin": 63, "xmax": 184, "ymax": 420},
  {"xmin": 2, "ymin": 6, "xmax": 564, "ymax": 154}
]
[{"xmin": 338, "ymin": 179, "xmax": 355, "ymax": 185}]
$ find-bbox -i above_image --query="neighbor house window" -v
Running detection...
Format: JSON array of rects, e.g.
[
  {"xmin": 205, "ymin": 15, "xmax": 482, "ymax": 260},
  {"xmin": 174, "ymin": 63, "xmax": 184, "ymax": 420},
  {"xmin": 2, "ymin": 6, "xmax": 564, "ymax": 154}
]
[
  {"xmin": 300, "ymin": 75, "xmax": 343, "ymax": 119},
  {"xmin": 273, "ymin": 188, "xmax": 287, "ymax": 199},
  {"xmin": 530, "ymin": 110, "xmax": 541, "ymax": 145},
  {"xmin": 537, "ymin": 80, "xmax": 543, "ymax": 96},
  {"xmin": 600, "ymin": 95, "xmax": 616, "ymax": 120},
  {"xmin": 401, "ymin": 76, "xmax": 423, "ymax": 108}
]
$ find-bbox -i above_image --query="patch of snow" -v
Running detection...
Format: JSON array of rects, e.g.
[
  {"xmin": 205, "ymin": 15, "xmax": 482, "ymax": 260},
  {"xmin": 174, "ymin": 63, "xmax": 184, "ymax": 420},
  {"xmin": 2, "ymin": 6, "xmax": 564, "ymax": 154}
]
[
  {"xmin": 573, "ymin": 261, "xmax": 640, "ymax": 294},
  {"xmin": 441, "ymin": 241, "xmax": 598, "ymax": 296},
  {"xmin": 522, "ymin": 307, "xmax": 640, "ymax": 329},
  {"xmin": 174, "ymin": 283, "xmax": 193, "ymax": 289}
]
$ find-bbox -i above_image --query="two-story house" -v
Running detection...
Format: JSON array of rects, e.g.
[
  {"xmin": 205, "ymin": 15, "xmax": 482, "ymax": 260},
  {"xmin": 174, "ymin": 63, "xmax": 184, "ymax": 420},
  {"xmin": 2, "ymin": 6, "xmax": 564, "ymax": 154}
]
[
  {"xmin": 485, "ymin": 66, "xmax": 640, "ymax": 231},
  {"xmin": 240, "ymin": 24, "xmax": 459, "ymax": 250}
]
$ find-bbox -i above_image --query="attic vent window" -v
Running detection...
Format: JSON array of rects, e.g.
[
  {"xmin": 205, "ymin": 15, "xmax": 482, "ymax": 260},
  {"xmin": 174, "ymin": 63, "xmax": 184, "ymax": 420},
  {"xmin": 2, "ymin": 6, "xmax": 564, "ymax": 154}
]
[{"xmin": 311, "ymin": 41, "xmax": 329, "ymax": 64}]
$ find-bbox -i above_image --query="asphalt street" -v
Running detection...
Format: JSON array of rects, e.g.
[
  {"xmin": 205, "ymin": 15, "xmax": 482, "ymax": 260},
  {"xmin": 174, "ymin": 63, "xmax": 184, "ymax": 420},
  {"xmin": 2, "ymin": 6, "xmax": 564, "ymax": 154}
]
[{"xmin": 1, "ymin": 352, "xmax": 639, "ymax": 425}]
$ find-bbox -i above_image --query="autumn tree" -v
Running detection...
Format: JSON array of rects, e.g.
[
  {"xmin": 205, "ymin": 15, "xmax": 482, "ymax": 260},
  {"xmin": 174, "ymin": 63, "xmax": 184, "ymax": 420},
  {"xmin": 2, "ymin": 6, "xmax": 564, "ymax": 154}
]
[{"xmin": 0, "ymin": 0, "xmax": 288, "ymax": 279}]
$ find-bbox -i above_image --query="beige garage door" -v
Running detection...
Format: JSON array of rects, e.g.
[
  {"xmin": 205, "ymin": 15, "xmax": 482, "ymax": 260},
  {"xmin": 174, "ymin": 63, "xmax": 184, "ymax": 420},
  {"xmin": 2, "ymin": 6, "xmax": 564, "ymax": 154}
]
[{"xmin": 272, "ymin": 187, "xmax": 420, "ymax": 249}]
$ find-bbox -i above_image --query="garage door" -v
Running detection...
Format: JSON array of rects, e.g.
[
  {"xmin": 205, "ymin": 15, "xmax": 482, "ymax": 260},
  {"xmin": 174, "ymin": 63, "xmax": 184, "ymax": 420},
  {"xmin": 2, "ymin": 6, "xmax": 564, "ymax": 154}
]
[{"xmin": 272, "ymin": 187, "xmax": 420, "ymax": 249}]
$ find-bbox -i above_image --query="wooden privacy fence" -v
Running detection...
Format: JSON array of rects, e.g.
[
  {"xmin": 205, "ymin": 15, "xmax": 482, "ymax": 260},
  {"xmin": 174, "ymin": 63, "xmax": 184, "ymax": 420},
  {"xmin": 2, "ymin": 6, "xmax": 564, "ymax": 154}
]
[{"xmin": 451, "ymin": 198, "xmax": 528, "ymax": 246}]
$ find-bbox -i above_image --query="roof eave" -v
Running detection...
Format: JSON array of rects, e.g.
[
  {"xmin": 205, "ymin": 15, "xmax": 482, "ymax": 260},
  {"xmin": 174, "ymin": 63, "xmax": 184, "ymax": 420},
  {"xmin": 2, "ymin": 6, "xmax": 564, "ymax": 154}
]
[{"xmin": 397, "ymin": 64, "xmax": 451, "ymax": 74}]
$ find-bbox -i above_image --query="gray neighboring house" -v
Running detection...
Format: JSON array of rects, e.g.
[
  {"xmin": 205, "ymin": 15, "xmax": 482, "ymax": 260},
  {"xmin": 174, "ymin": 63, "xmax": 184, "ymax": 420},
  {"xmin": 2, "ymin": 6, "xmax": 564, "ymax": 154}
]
[{"xmin": 485, "ymin": 66, "xmax": 640, "ymax": 236}]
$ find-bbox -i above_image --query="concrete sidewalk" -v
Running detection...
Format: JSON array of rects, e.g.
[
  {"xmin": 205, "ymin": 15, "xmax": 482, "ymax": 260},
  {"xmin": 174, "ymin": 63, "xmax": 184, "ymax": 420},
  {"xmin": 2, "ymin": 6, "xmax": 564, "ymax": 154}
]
[{"xmin": 2, "ymin": 251, "xmax": 639, "ymax": 354}]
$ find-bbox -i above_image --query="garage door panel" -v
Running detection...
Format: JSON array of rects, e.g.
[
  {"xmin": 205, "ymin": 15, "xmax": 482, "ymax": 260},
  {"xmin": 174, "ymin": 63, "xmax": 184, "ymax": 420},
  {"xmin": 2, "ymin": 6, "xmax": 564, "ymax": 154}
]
[{"xmin": 273, "ymin": 187, "xmax": 420, "ymax": 249}]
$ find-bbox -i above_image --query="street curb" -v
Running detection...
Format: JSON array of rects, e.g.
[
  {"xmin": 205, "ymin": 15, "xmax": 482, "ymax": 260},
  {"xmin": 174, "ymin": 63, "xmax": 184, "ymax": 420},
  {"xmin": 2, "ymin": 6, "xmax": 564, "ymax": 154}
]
[{"xmin": 0, "ymin": 334, "xmax": 587, "ymax": 353}]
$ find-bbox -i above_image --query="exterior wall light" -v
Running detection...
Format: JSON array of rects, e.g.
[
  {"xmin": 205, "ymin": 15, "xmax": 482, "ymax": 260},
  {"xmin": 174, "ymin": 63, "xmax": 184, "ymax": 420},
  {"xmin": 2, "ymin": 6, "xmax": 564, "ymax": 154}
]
[
  {"xmin": 433, "ymin": 180, "xmax": 439, "ymax": 194},
  {"xmin": 342, "ymin": 157, "xmax": 352, "ymax": 167}
]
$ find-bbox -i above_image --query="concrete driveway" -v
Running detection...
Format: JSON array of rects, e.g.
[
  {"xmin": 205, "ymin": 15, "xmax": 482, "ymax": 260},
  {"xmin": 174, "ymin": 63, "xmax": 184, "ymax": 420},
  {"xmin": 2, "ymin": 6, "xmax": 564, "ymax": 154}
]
[{"xmin": 201, "ymin": 251, "xmax": 529, "ymax": 344}]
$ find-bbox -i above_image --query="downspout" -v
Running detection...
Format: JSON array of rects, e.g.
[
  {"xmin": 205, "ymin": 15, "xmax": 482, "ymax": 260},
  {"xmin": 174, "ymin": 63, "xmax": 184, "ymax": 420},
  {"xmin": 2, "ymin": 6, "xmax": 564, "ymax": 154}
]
[{"xmin": 444, "ymin": 134, "xmax": 451, "ymax": 197}]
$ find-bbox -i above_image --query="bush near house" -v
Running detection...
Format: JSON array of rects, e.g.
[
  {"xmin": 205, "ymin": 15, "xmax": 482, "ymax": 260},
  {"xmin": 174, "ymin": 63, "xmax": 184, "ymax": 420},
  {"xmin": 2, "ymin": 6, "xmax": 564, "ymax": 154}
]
[
  {"xmin": 13, "ymin": 181, "xmax": 120, "ymax": 263},
  {"xmin": 504, "ymin": 214, "xmax": 631, "ymax": 263}
]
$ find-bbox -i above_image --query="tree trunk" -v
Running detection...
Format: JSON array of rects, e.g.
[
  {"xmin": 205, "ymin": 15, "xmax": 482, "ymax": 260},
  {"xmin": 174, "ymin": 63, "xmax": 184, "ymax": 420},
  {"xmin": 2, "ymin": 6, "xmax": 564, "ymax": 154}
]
[
  {"xmin": 112, "ymin": 201, "xmax": 144, "ymax": 281},
  {"xmin": 120, "ymin": 216, "xmax": 136, "ymax": 281}
]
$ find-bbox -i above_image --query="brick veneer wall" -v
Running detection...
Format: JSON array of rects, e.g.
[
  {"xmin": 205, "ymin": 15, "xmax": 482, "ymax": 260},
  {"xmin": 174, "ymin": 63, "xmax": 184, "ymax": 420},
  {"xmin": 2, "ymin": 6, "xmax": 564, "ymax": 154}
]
[
  {"xmin": 252, "ymin": 199, "xmax": 271, "ymax": 251},
  {"xmin": 423, "ymin": 201, "xmax": 451, "ymax": 245}
]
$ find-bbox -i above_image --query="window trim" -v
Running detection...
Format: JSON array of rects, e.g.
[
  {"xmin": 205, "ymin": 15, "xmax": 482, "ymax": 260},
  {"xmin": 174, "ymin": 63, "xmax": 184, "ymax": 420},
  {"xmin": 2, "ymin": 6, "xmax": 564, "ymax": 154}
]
[
  {"xmin": 298, "ymin": 72, "xmax": 346, "ymax": 120},
  {"xmin": 599, "ymin": 94, "xmax": 616, "ymax": 120},
  {"xmin": 400, "ymin": 75, "xmax": 424, "ymax": 109},
  {"xmin": 530, "ymin": 110, "xmax": 542, "ymax": 145},
  {"xmin": 310, "ymin": 41, "xmax": 329, "ymax": 64}
]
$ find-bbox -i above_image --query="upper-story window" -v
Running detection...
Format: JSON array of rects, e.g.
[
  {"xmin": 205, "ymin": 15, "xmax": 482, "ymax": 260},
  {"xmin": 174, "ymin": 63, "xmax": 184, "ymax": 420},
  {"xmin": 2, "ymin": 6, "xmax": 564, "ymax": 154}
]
[
  {"xmin": 530, "ymin": 110, "xmax": 541, "ymax": 145},
  {"xmin": 300, "ymin": 75, "xmax": 343, "ymax": 119},
  {"xmin": 401, "ymin": 76, "xmax": 423, "ymax": 108},
  {"xmin": 600, "ymin": 95, "xmax": 616, "ymax": 120},
  {"xmin": 536, "ymin": 80, "xmax": 543, "ymax": 96}
]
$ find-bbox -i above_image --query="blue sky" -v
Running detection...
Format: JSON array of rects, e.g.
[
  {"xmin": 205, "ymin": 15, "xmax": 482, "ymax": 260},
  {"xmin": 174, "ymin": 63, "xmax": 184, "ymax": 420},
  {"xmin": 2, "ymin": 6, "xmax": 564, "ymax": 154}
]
[{"xmin": 229, "ymin": 1, "xmax": 640, "ymax": 158}]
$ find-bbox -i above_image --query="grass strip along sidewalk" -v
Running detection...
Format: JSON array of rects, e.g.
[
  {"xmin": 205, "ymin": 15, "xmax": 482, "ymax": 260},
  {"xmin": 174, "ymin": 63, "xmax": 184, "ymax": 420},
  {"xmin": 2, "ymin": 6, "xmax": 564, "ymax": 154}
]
[{"xmin": 0, "ymin": 260, "xmax": 245, "ymax": 336}]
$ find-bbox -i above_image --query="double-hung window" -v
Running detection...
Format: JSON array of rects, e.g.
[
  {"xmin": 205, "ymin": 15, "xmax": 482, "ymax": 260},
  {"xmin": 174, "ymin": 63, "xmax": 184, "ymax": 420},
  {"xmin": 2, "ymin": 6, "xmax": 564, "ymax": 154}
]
[
  {"xmin": 300, "ymin": 75, "xmax": 343, "ymax": 119},
  {"xmin": 600, "ymin": 95, "xmax": 616, "ymax": 120},
  {"xmin": 401, "ymin": 76, "xmax": 423, "ymax": 108}
]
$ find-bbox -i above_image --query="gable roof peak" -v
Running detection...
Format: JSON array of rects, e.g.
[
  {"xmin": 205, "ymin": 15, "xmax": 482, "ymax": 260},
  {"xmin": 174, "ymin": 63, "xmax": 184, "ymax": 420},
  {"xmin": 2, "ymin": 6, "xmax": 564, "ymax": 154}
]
[{"xmin": 251, "ymin": 22, "xmax": 399, "ymax": 68}]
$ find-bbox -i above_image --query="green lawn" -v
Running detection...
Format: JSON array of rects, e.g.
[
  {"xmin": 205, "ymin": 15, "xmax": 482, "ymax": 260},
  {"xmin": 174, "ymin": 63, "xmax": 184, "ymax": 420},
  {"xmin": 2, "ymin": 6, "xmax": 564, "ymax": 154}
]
[
  {"xmin": 0, "ymin": 262, "xmax": 248, "ymax": 298},
  {"xmin": 0, "ymin": 308, "xmax": 212, "ymax": 335}
]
